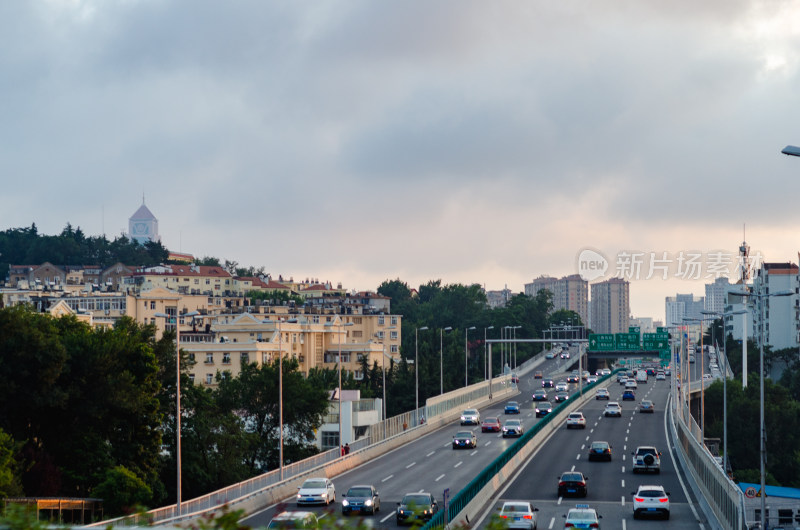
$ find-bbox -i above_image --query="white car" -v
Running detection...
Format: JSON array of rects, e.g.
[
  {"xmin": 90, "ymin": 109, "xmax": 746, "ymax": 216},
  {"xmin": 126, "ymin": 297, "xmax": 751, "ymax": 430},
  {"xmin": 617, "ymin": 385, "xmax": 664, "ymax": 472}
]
[
  {"xmin": 625, "ymin": 380, "xmax": 638, "ymax": 390},
  {"xmin": 564, "ymin": 504, "xmax": 602, "ymax": 529},
  {"xmin": 655, "ymin": 372, "xmax": 666, "ymax": 381},
  {"xmin": 460, "ymin": 408, "xmax": 480, "ymax": 425},
  {"xmin": 595, "ymin": 388, "xmax": 610, "ymax": 400},
  {"xmin": 632, "ymin": 485, "xmax": 670, "ymax": 519},
  {"xmin": 566, "ymin": 412, "xmax": 587, "ymax": 429},
  {"xmin": 498, "ymin": 501, "xmax": 539, "ymax": 530},
  {"xmin": 555, "ymin": 381, "xmax": 569, "ymax": 392},
  {"xmin": 604, "ymin": 402, "xmax": 622, "ymax": 417},
  {"xmin": 296, "ymin": 477, "xmax": 336, "ymax": 505},
  {"xmin": 586, "ymin": 375, "xmax": 598, "ymax": 384}
]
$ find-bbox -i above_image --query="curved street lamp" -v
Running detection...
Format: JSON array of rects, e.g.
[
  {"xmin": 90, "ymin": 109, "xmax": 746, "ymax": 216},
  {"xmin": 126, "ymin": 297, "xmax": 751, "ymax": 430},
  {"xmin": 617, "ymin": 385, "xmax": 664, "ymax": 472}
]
[
  {"xmin": 465, "ymin": 326, "xmax": 476, "ymax": 386},
  {"xmin": 154, "ymin": 310, "xmax": 198, "ymax": 514},
  {"xmin": 415, "ymin": 326, "xmax": 428, "ymax": 423},
  {"xmin": 732, "ymin": 288, "xmax": 793, "ymax": 530},
  {"xmin": 440, "ymin": 327, "xmax": 452, "ymax": 394}
]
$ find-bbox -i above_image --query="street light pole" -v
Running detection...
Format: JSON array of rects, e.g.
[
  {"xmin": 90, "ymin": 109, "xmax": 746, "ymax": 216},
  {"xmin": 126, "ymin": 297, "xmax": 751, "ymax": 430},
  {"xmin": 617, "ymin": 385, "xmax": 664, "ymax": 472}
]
[
  {"xmin": 154, "ymin": 310, "xmax": 198, "ymax": 514},
  {"xmin": 733, "ymin": 289, "xmax": 792, "ymax": 530},
  {"xmin": 440, "ymin": 327, "xmax": 452, "ymax": 394},
  {"xmin": 415, "ymin": 326, "xmax": 428, "ymax": 423},
  {"xmin": 465, "ymin": 326, "xmax": 476, "ymax": 386},
  {"xmin": 512, "ymin": 326, "xmax": 521, "ymax": 369},
  {"xmin": 328, "ymin": 321, "xmax": 354, "ymax": 452},
  {"xmin": 382, "ymin": 325, "xmax": 397, "ymax": 439},
  {"xmin": 484, "ymin": 326, "xmax": 494, "ymax": 381}
]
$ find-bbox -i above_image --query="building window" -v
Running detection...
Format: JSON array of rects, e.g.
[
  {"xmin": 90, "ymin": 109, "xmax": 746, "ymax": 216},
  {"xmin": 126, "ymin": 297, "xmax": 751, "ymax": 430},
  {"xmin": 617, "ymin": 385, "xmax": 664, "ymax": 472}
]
[
  {"xmin": 377, "ymin": 331, "xmax": 385, "ymax": 339},
  {"xmin": 241, "ymin": 352, "xmax": 249, "ymax": 364},
  {"xmin": 390, "ymin": 331, "xmax": 398, "ymax": 340},
  {"xmin": 378, "ymin": 316, "xmax": 385, "ymax": 325},
  {"xmin": 354, "ymin": 370, "xmax": 365, "ymax": 380},
  {"xmin": 189, "ymin": 373, "xmax": 195, "ymax": 383},
  {"xmin": 353, "ymin": 317, "xmax": 362, "ymax": 325},
  {"xmin": 150, "ymin": 301, "xmax": 156, "ymax": 310},
  {"xmin": 222, "ymin": 353, "xmax": 231, "ymax": 364},
  {"xmin": 205, "ymin": 353, "xmax": 214, "ymax": 364},
  {"xmin": 205, "ymin": 374, "xmax": 213, "ymax": 385},
  {"xmin": 312, "ymin": 316, "xmax": 320, "ymax": 323},
  {"xmin": 321, "ymin": 431, "xmax": 340, "ymax": 450},
  {"xmin": 352, "ymin": 330, "xmax": 363, "ymax": 338},
  {"xmin": 391, "ymin": 317, "xmax": 398, "ymax": 325},
  {"xmin": 188, "ymin": 353, "xmax": 196, "ymax": 363},
  {"xmin": 391, "ymin": 345, "xmax": 398, "ymax": 353}
]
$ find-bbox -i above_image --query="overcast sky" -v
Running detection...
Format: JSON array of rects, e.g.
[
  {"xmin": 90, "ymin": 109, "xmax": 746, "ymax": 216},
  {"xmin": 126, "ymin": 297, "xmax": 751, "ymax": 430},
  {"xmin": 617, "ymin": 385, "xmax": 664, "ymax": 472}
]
[{"xmin": 3, "ymin": 1, "xmax": 800, "ymax": 321}]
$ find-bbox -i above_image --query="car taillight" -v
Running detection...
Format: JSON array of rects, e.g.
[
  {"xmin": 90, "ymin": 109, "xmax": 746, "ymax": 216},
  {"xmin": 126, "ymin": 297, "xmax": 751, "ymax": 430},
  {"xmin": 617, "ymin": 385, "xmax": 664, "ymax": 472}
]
[
  {"xmin": 578, "ymin": 482, "xmax": 585, "ymax": 487},
  {"xmin": 634, "ymin": 497, "xmax": 643, "ymax": 502},
  {"xmin": 558, "ymin": 481, "xmax": 566, "ymax": 487},
  {"xmin": 523, "ymin": 515, "xmax": 532, "ymax": 519},
  {"xmin": 590, "ymin": 523, "xmax": 599, "ymax": 528},
  {"xmin": 499, "ymin": 515, "xmax": 508, "ymax": 519},
  {"xmin": 564, "ymin": 524, "xmax": 574, "ymax": 528},
  {"xmin": 659, "ymin": 498, "xmax": 668, "ymax": 503}
]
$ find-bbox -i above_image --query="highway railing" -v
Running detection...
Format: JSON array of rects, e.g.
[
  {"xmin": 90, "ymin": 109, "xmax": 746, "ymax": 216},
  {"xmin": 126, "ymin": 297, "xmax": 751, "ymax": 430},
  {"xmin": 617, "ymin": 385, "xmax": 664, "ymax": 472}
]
[
  {"xmin": 90, "ymin": 359, "xmax": 530, "ymax": 527},
  {"xmin": 670, "ymin": 384, "xmax": 746, "ymax": 530}
]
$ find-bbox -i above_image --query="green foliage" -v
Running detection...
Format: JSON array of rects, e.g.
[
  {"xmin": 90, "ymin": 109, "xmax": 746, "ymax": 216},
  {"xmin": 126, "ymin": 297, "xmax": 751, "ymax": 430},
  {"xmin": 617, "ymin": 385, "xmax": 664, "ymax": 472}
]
[
  {"xmin": 0, "ymin": 428, "xmax": 23, "ymax": 499},
  {"xmin": 92, "ymin": 466, "xmax": 153, "ymax": 517},
  {"xmin": 0, "ymin": 503, "xmax": 52, "ymax": 530},
  {"xmin": 0, "ymin": 307, "xmax": 165, "ymax": 506},
  {"xmin": 0, "ymin": 224, "xmax": 169, "ymax": 279}
]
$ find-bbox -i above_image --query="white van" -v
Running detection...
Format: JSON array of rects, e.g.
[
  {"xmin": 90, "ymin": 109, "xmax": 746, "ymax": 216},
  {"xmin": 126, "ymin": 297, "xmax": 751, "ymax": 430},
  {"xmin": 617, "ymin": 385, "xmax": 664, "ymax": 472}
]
[{"xmin": 636, "ymin": 370, "xmax": 648, "ymax": 383}]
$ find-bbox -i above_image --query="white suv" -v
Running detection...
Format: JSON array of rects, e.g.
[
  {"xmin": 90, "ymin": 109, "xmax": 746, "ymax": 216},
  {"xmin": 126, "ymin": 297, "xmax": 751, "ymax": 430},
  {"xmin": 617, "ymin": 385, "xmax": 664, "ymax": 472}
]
[
  {"xmin": 566, "ymin": 412, "xmax": 586, "ymax": 429},
  {"xmin": 632, "ymin": 446, "xmax": 661, "ymax": 474},
  {"xmin": 632, "ymin": 485, "xmax": 670, "ymax": 519}
]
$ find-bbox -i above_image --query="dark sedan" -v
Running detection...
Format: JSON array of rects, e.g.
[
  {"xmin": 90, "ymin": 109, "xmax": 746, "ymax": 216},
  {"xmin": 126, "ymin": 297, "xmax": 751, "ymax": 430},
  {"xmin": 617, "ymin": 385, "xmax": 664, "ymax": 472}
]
[
  {"xmin": 587, "ymin": 441, "xmax": 612, "ymax": 461},
  {"xmin": 504, "ymin": 401, "xmax": 521, "ymax": 414},
  {"xmin": 452, "ymin": 431, "xmax": 477, "ymax": 449},
  {"xmin": 396, "ymin": 492, "xmax": 438, "ymax": 525},
  {"xmin": 557, "ymin": 471, "xmax": 588, "ymax": 498},
  {"xmin": 542, "ymin": 379, "xmax": 555, "ymax": 388},
  {"xmin": 342, "ymin": 485, "xmax": 380, "ymax": 515},
  {"xmin": 532, "ymin": 389, "xmax": 548, "ymax": 401},
  {"xmin": 554, "ymin": 391, "xmax": 569, "ymax": 403},
  {"xmin": 535, "ymin": 401, "xmax": 553, "ymax": 417}
]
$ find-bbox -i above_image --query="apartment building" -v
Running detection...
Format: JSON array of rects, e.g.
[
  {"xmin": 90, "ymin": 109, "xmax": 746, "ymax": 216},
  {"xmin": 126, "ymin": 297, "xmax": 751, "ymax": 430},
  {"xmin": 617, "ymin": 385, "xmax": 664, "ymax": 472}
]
[
  {"xmin": 525, "ymin": 274, "xmax": 589, "ymax": 324},
  {"xmin": 590, "ymin": 278, "xmax": 630, "ymax": 334},
  {"xmin": 665, "ymin": 293, "xmax": 705, "ymax": 328},
  {"xmin": 705, "ymin": 277, "xmax": 730, "ymax": 315},
  {"xmin": 750, "ymin": 262, "xmax": 799, "ymax": 351}
]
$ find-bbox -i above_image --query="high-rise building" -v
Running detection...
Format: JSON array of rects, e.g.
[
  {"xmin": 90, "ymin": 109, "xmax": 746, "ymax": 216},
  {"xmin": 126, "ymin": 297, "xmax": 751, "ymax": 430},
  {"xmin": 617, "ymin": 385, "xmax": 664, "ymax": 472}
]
[
  {"xmin": 590, "ymin": 278, "xmax": 630, "ymax": 334},
  {"xmin": 524, "ymin": 274, "xmax": 589, "ymax": 325},
  {"xmin": 705, "ymin": 277, "xmax": 730, "ymax": 315},
  {"xmin": 665, "ymin": 293, "xmax": 704, "ymax": 327},
  {"xmin": 750, "ymin": 262, "xmax": 799, "ymax": 351}
]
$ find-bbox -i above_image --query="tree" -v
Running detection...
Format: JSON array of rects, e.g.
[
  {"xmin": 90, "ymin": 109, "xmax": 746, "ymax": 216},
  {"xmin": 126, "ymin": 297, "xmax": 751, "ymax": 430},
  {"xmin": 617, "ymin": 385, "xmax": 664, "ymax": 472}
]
[
  {"xmin": 0, "ymin": 428, "xmax": 23, "ymax": 500},
  {"xmin": 92, "ymin": 466, "xmax": 153, "ymax": 517}
]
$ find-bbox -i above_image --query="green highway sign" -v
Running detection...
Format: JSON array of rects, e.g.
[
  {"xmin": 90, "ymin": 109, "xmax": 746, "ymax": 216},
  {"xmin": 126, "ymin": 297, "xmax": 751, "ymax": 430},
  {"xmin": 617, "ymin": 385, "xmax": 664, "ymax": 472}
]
[
  {"xmin": 588, "ymin": 334, "xmax": 615, "ymax": 351},
  {"xmin": 643, "ymin": 332, "xmax": 669, "ymax": 351},
  {"xmin": 615, "ymin": 332, "xmax": 640, "ymax": 350},
  {"xmin": 629, "ymin": 326, "xmax": 641, "ymax": 335},
  {"xmin": 657, "ymin": 327, "xmax": 668, "ymax": 334}
]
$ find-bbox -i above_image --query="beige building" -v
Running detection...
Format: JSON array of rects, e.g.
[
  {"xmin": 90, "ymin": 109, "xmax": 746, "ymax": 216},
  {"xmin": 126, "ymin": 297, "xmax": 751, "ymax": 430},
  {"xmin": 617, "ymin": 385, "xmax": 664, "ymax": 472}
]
[
  {"xmin": 525, "ymin": 274, "xmax": 589, "ymax": 324},
  {"xmin": 590, "ymin": 278, "xmax": 630, "ymax": 334},
  {"xmin": 176, "ymin": 310, "xmax": 402, "ymax": 387}
]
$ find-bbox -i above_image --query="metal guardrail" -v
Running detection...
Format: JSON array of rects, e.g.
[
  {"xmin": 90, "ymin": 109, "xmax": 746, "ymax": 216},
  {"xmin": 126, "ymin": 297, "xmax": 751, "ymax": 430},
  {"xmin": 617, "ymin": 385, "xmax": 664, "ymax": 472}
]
[
  {"xmin": 671, "ymin": 385, "xmax": 746, "ymax": 530},
  {"xmin": 92, "ymin": 362, "xmax": 523, "ymax": 526}
]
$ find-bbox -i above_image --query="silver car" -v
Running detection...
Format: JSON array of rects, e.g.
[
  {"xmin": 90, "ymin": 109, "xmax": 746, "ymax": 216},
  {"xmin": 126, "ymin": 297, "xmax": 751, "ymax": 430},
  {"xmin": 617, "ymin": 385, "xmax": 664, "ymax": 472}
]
[
  {"xmin": 460, "ymin": 408, "xmax": 480, "ymax": 425},
  {"xmin": 296, "ymin": 477, "xmax": 335, "ymax": 506},
  {"xmin": 498, "ymin": 501, "xmax": 539, "ymax": 529}
]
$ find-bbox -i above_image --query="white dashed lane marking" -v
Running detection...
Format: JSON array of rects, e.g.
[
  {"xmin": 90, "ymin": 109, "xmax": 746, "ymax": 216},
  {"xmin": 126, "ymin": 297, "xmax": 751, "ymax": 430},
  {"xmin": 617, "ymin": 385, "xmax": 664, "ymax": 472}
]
[
  {"xmin": 406, "ymin": 462, "xmax": 416, "ymax": 469},
  {"xmin": 382, "ymin": 475, "xmax": 393, "ymax": 482},
  {"xmin": 435, "ymin": 474, "xmax": 445, "ymax": 481}
]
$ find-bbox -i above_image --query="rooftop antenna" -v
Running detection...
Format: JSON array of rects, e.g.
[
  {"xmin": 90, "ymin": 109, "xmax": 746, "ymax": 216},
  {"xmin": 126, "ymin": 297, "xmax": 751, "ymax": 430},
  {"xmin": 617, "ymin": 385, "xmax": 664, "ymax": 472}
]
[{"xmin": 739, "ymin": 224, "xmax": 750, "ymax": 284}]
